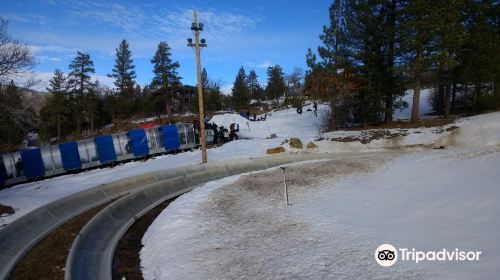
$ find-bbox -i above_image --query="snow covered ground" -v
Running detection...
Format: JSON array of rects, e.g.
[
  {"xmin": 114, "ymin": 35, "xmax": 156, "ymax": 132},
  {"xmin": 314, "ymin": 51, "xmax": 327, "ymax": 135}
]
[
  {"xmin": 141, "ymin": 141, "xmax": 500, "ymax": 279},
  {"xmin": 0, "ymin": 102, "xmax": 497, "ymax": 230},
  {"xmin": 140, "ymin": 108, "xmax": 500, "ymax": 279},
  {"xmin": 209, "ymin": 103, "xmax": 327, "ymax": 141}
]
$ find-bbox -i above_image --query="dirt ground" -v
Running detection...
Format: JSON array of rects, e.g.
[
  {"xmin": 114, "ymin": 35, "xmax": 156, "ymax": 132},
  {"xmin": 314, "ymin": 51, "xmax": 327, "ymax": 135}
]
[
  {"xmin": 141, "ymin": 155, "xmax": 401, "ymax": 279},
  {"xmin": 8, "ymin": 195, "xmax": 176, "ymax": 280},
  {"xmin": 0, "ymin": 203, "xmax": 14, "ymax": 217},
  {"xmin": 10, "ymin": 201, "xmax": 115, "ymax": 280},
  {"xmin": 329, "ymin": 124, "xmax": 459, "ymax": 144},
  {"xmin": 340, "ymin": 118, "xmax": 454, "ymax": 131},
  {"xmin": 113, "ymin": 199, "xmax": 173, "ymax": 280}
]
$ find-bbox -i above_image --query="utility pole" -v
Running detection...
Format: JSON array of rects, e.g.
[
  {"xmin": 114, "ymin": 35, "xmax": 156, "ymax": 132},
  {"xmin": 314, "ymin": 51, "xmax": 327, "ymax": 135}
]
[{"xmin": 188, "ymin": 10, "xmax": 208, "ymax": 163}]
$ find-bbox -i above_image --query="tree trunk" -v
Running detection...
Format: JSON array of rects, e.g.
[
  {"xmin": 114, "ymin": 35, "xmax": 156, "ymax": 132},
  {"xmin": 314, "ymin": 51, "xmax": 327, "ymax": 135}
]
[
  {"xmin": 76, "ymin": 118, "xmax": 80, "ymax": 136},
  {"xmin": 329, "ymin": 97, "xmax": 336, "ymax": 131},
  {"xmin": 444, "ymin": 81, "xmax": 451, "ymax": 119},
  {"xmin": 472, "ymin": 83, "xmax": 481, "ymax": 115},
  {"xmin": 464, "ymin": 83, "xmax": 468, "ymax": 114},
  {"xmin": 166, "ymin": 101, "xmax": 172, "ymax": 118},
  {"xmin": 451, "ymin": 81, "xmax": 457, "ymax": 114},
  {"xmin": 411, "ymin": 76, "xmax": 421, "ymax": 124},
  {"xmin": 57, "ymin": 113, "xmax": 61, "ymax": 143},
  {"xmin": 437, "ymin": 84, "xmax": 445, "ymax": 114},
  {"xmin": 385, "ymin": 0, "xmax": 396, "ymax": 124},
  {"xmin": 90, "ymin": 114, "xmax": 94, "ymax": 133},
  {"xmin": 495, "ymin": 78, "xmax": 500, "ymax": 109}
]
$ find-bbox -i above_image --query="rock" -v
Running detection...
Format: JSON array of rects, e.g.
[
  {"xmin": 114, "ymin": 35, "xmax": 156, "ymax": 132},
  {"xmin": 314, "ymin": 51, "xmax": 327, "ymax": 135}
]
[
  {"xmin": 267, "ymin": 146, "xmax": 286, "ymax": 154},
  {"xmin": 306, "ymin": 141, "xmax": 318, "ymax": 149},
  {"xmin": 289, "ymin": 138, "xmax": 303, "ymax": 149}
]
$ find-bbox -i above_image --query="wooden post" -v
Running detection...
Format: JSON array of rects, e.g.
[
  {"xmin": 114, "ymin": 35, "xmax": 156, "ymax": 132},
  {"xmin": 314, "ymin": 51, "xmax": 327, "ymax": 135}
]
[
  {"xmin": 280, "ymin": 167, "xmax": 289, "ymax": 206},
  {"xmin": 193, "ymin": 11, "xmax": 207, "ymax": 163}
]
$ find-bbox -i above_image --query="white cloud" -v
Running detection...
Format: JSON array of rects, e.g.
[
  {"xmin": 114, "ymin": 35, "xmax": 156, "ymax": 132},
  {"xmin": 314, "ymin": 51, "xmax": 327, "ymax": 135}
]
[
  {"xmin": 8, "ymin": 72, "xmax": 115, "ymax": 92},
  {"xmin": 19, "ymin": 4, "xmax": 258, "ymax": 59},
  {"xmin": 37, "ymin": 56, "xmax": 63, "ymax": 63},
  {"xmin": 29, "ymin": 45, "xmax": 78, "ymax": 54},
  {"xmin": 248, "ymin": 60, "xmax": 273, "ymax": 69},
  {"xmin": 68, "ymin": 1, "xmax": 145, "ymax": 34},
  {"xmin": 151, "ymin": 8, "xmax": 256, "ymax": 43}
]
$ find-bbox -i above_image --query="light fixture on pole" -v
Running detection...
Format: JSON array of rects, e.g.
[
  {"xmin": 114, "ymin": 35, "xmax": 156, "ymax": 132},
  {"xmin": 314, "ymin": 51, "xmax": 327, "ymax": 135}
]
[{"xmin": 187, "ymin": 10, "xmax": 208, "ymax": 163}]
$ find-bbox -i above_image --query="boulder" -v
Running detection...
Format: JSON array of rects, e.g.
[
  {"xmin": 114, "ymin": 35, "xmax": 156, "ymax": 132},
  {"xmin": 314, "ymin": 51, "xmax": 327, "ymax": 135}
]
[
  {"xmin": 266, "ymin": 146, "xmax": 286, "ymax": 154},
  {"xmin": 289, "ymin": 138, "xmax": 303, "ymax": 149},
  {"xmin": 306, "ymin": 141, "xmax": 318, "ymax": 149}
]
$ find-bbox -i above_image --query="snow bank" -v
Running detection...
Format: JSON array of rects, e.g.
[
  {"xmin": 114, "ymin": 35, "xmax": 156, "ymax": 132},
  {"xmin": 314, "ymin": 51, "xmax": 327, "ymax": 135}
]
[
  {"xmin": 313, "ymin": 147, "xmax": 500, "ymax": 279},
  {"xmin": 441, "ymin": 111, "xmax": 500, "ymax": 147},
  {"xmin": 319, "ymin": 110, "xmax": 500, "ymax": 153},
  {"xmin": 209, "ymin": 103, "xmax": 327, "ymax": 142}
]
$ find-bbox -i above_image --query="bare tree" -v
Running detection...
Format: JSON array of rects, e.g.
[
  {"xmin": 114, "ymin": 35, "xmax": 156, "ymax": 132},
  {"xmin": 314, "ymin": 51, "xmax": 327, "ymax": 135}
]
[
  {"xmin": 285, "ymin": 67, "xmax": 304, "ymax": 96},
  {"xmin": 0, "ymin": 18, "xmax": 38, "ymax": 149},
  {"xmin": 0, "ymin": 18, "xmax": 36, "ymax": 83}
]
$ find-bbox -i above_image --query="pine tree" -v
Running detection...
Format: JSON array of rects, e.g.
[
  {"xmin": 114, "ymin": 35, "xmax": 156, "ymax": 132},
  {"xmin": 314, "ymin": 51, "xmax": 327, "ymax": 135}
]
[
  {"xmin": 399, "ymin": 0, "xmax": 438, "ymax": 123},
  {"xmin": 434, "ymin": 0, "xmax": 466, "ymax": 118},
  {"xmin": 68, "ymin": 51, "xmax": 95, "ymax": 134},
  {"xmin": 109, "ymin": 39, "xmax": 136, "ymax": 93},
  {"xmin": 247, "ymin": 69, "xmax": 263, "ymax": 101},
  {"xmin": 318, "ymin": 0, "xmax": 353, "ymax": 71},
  {"xmin": 459, "ymin": 1, "xmax": 500, "ymax": 113},
  {"xmin": 108, "ymin": 39, "xmax": 136, "ymax": 118},
  {"xmin": 43, "ymin": 69, "xmax": 69, "ymax": 142},
  {"xmin": 68, "ymin": 51, "xmax": 95, "ymax": 97},
  {"xmin": 85, "ymin": 83, "xmax": 101, "ymax": 133},
  {"xmin": 231, "ymin": 66, "xmax": 250, "ymax": 110},
  {"xmin": 206, "ymin": 80, "xmax": 224, "ymax": 113},
  {"xmin": 150, "ymin": 41, "xmax": 181, "ymax": 117},
  {"xmin": 266, "ymin": 65, "xmax": 286, "ymax": 103},
  {"xmin": 195, "ymin": 68, "xmax": 223, "ymax": 113},
  {"xmin": 315, "ymin": 0, "xmax": 405, "ymax": 125},
  {"xmin": 201, "ymin": 68, "xmax": 209, "ymax": 90}
]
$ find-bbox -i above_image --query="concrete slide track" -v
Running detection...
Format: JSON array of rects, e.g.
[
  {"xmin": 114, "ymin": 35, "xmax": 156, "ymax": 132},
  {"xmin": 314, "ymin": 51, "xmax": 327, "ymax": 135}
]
[
  {"xmin": 0, "ymin": 153, "xmax": 334, "ymax": 280},
  {"xmin": 65, "ymin": 153, "xmax": 342, "ymax": 280}
]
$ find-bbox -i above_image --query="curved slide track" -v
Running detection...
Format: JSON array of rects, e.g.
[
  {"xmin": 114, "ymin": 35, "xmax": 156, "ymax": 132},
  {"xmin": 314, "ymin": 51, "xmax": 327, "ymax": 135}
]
[
  {"xmin": 64, "ymin": 153, "xmax": 340, "ymax": 280},
  {"xmin": 0, "ymin": 153, "xmax": 335, "ymax": 280}
]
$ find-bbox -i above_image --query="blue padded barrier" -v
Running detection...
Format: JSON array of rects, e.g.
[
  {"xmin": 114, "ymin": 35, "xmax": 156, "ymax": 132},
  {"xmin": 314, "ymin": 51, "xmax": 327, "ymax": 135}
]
[
  {"xmin": 59, "ymin": 142, "xmax": 82, "ymax": 171},
  {"xmin": 127, "ymin": 129, "xmax": 149, "ymax": 157},
  {"xmin": 94, "ymin": 135, "xmax": 117, "ymax": 164},
  {"xmin": 20, "ymin": 149, "xmax": 45, "ymax": 179},
  {"xmin": 161, "ymin": 125, "xmax": 180, "ymax": 150}
]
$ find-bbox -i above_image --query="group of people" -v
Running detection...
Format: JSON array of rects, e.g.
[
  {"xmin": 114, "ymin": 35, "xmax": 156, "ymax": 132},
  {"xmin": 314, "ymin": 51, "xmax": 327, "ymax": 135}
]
[
  {"xmin": 198, "ymin": 122, "xmax": 240, "ymax": 145},
  {"xmin": 296, "ymin": 102, "xmax": 318, "ymax": 117}
]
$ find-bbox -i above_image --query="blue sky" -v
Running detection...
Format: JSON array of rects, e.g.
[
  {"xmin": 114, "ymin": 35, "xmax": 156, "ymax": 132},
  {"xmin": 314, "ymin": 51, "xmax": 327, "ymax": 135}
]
[{"xmin": 2, "ymin": 0, "xmax": 330, "ymax": 92}]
